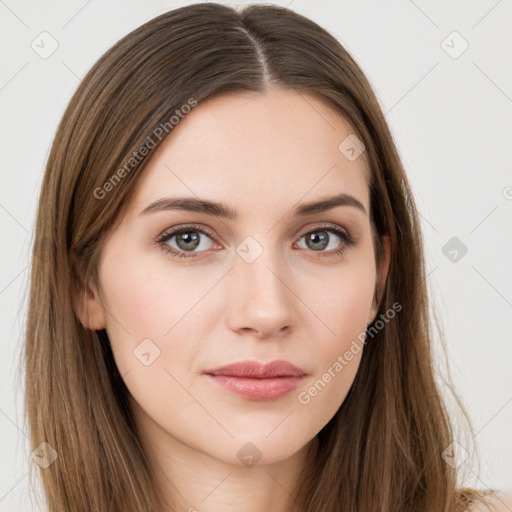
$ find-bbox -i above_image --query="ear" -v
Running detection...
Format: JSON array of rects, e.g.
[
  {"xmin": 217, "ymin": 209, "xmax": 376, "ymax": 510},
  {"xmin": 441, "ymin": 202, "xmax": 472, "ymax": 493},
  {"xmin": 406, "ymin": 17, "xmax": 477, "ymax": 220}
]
[
  {"xmin": 368, "ymin": 234, "xmax": 391, "ymax": 325},
  {"xmin": 72, "ymin": 252, "xmax": 107, "ymax": 331}
]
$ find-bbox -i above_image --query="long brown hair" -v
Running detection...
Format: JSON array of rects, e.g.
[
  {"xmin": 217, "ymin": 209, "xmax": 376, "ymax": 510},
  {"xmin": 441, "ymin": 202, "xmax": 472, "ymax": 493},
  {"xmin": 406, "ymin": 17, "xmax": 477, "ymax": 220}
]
[{"xmin": 22, "ymin": 3, "xmax": 494, "ymax": 511}]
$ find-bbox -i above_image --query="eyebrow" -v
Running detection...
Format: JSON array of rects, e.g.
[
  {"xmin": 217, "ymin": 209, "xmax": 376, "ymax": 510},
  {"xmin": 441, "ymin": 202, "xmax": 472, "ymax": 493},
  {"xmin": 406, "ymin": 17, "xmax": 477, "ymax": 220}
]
[{"xmin": 140, "ymin": 192, "xmax": 367, "ymax": 218}]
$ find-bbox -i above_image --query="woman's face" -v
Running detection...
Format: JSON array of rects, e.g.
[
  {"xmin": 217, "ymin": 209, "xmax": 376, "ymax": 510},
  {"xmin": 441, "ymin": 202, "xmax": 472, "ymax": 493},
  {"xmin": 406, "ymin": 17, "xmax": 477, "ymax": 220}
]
[{"xmin": 81, "ymin": 87, "xmax": 390, "ymax": 468}]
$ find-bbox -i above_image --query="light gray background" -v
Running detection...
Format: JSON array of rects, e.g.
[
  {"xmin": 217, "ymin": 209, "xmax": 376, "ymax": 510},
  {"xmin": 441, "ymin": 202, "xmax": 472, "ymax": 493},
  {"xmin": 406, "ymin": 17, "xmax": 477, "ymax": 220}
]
[{"xmin": 1, "ymin": 0, "xmax": 511, "ymax": 510}]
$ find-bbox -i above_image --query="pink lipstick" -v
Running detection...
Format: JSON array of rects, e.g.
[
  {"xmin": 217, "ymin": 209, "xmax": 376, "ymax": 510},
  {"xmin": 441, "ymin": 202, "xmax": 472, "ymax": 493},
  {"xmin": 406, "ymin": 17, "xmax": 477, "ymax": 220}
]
[{"xmin": 204, "ymin": 360, "xmax": 307, "ymax": 401}]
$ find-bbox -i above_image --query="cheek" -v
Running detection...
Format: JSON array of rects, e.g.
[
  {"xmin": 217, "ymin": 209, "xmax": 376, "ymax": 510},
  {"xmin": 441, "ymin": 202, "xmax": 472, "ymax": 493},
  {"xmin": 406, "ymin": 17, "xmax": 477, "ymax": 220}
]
[
  {"xmin": 309, "ymin": 257, "xmax": 376, "ymax": 344},
  {"xmin": 96, "ymin": 257, "xmax": 208, "ymax": 424},
  {"xmin": 297, "ymin": 256, "xmax": 376, "ymax": 410},
  {"xmin": 97, "ymin": 248, "xmax": 220, "ymax": 374}
]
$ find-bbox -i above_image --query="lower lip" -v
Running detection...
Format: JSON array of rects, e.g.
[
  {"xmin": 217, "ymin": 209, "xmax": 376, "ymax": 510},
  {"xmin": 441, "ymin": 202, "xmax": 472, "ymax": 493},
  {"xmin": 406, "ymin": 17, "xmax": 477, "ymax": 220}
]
[{"xmin": 205, "ymin": 375, "xmax": 305, "ymax": 401}]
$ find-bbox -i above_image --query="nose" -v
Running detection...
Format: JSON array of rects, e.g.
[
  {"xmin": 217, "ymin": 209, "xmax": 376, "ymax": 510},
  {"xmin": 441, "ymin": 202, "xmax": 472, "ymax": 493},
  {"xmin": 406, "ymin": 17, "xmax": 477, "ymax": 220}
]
[{"xmin": 225, "ymin": 243, "xmax": 297, "ymax": 339}]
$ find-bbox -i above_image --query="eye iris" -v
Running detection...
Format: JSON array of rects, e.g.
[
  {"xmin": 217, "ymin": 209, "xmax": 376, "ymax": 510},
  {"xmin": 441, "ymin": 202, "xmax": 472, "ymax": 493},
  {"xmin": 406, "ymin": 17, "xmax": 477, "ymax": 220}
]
[
  {"xmin": 176, "ymin": 231, "xmax": 200, "ymax": 251},
  {"xmin": 306, "ymin": 231, "xmax": 329, "ymax": 251}
]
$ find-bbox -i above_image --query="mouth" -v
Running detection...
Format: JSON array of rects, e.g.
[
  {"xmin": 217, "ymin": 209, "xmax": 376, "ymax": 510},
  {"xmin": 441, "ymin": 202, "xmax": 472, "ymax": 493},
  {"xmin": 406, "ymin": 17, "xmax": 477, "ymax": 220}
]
[{"xmin": 203, "ymin": 360, "xmax": 308, "ymax": 401}]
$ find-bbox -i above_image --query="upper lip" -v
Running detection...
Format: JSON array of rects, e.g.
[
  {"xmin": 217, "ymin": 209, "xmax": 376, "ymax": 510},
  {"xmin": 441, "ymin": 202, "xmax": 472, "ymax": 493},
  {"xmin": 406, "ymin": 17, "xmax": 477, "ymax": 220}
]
[{"xmin": 204, "ymin": 360, "xmax": 307, "ymax": 378}]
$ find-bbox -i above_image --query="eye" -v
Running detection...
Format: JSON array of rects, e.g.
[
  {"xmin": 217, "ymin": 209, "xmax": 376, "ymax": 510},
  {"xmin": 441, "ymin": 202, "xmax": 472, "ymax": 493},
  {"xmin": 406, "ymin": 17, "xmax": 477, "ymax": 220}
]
[
  {"xmin": 296, "ymin": 224, "xmax": 355, "ymax": 257},
  {"xmin": 156, "ymin": 224, "xmax": 218, "ymax": 259}
]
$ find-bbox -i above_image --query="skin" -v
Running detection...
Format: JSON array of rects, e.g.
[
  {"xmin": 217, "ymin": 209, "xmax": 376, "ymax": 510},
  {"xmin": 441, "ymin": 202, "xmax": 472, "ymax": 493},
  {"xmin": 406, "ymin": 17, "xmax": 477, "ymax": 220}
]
[{"xmin": 78, "ymin": 87, "xmax": 391, "ymax": 512}]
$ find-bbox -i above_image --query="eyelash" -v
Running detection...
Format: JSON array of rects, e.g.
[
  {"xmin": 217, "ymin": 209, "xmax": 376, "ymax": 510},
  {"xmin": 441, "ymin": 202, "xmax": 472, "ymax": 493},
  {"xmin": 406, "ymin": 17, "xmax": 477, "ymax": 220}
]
[{"xmin": 155, "ymin": 223, "xmax": 355, "ymax": 260}]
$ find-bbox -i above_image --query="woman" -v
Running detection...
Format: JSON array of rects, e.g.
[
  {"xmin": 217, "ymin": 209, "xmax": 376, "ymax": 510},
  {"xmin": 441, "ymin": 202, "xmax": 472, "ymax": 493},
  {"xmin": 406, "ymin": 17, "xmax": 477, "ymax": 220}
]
[{"xmin": 23, "ymin": 3, "xmax": 507, "ymax": 511}]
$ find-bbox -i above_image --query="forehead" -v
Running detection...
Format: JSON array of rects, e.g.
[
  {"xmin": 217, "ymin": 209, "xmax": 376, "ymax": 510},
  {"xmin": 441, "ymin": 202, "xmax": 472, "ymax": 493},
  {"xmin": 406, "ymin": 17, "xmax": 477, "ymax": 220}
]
[{"xmin": 128, "ymin": 87, "xmax": 370, "ymax": 219}]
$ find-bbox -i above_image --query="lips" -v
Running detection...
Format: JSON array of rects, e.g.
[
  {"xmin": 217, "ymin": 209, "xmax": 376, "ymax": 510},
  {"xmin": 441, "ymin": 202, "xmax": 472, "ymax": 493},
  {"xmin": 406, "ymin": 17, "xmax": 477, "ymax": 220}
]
[
  {"xmin": 204, "ymin": 360, "xmax": 307, "ymax": 401},
  {"xmin": 204, "ymin": 360, "xmax": 307, "ymax": 379}
]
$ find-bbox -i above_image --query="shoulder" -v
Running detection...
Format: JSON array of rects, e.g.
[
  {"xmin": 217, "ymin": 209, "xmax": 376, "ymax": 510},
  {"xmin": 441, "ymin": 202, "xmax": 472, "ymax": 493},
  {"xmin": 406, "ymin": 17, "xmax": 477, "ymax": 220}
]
[{"xmin": 469, "ymin": 492, "xmax": 512, "ymax": 511}]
